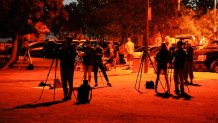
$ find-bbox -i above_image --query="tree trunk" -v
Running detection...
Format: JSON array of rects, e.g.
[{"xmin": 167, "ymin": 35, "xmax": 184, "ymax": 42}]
[{"xmin": 1, "ymin": 35, "xmax": 19, "ymax": 70}]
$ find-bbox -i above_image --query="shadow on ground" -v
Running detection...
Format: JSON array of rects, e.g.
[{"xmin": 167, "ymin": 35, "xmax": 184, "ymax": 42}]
[
  {"xmin": 156, "ymin": 92, "xmax": 193, "ymax": 100},
  {"xmin": 4, "ymin": 100, "xmax": 64, "ymax": 111}
]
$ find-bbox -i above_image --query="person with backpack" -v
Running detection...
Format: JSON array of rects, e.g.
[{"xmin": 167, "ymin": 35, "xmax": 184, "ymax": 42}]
[{"xmin": 155, "ymin": 43, "xmax": 170, "ymax": 94}]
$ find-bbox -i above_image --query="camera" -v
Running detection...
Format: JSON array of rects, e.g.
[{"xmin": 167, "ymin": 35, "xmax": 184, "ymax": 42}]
[{"xmin": 42, "ymin": 41, "xmax": 61, "ymax": 59}]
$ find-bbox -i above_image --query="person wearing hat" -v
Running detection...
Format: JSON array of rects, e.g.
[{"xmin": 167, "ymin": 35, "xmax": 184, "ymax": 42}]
[
  {"xmin": 59, "ymin": 36, "xmax": 77, "ymax": 101},
  {"xmin": 173, "ymin": 40, "xmax": 186, "ymax": 95}
]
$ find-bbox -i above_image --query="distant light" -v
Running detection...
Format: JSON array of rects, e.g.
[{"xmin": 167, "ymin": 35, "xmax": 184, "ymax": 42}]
[{"xmin": 63, "ymin": 0, "xmax": 77, "ymax": 5}]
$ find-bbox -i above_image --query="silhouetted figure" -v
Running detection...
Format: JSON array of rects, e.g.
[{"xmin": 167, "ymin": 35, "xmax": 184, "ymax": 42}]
[
  {"xmin": 59, "ymin": 37, "xmax": 77, "ymax": 101},
  {"xmin": 155, "ymin": 43, "xmax": 170, "ymax": 94},
  {"xmin": 173, "ymin": 41, "xmax": 186, "ymax": 95},
  {"xmin": 79, "ymin": 40, "xmax": 94, "ymax": 83},
  {"xmin": 93, "ymin": 43, "xmax": 112, "ymax": 87},
  {"xmin": 184, "ymin": 44, "xmax": 194, "ymax": 84},
  {"xmin": 118, "ymin": 42, "xmax": 126, "ymax": 64},
  {"xmin": 105, "ymin": 42, "xmax": 117, "ymax": 70}
]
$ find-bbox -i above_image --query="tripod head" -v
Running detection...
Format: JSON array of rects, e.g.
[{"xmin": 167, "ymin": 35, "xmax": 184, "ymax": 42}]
[{"xmin": 141, "ymin": 46, "xmax": 148, "ymax": 61}]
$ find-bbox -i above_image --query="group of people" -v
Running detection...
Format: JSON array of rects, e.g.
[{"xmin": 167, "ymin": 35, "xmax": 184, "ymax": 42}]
[
  {"xmin": 77, "ymin": 39, "xmax": 112, "ymax": 88},
  {"xmin": 58, "ymin": 36, "xmax": 136, "ymax": 101},
  {"xmin": 59, "ymin": 37, "xmax": 119, "ymax": 101},
  {"xmin": 154, "ymin": 40, "xmax": 194, "ymax": 95},
  {"xmin": 59, "ymin": 35, "xmax": 194, "ymax": 101}
]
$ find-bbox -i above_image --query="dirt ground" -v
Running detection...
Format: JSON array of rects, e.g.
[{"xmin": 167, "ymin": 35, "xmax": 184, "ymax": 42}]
[{"xmin": 0, "ymin": 65, "xmax": 218, "ymax": 123}]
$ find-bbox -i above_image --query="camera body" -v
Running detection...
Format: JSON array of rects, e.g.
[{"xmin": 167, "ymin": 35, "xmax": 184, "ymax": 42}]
[{"xmin": 42, "ymin": 41, "xmax": 62, "ymax": 59}]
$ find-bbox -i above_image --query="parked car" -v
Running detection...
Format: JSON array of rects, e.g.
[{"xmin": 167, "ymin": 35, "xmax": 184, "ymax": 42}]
[
  {"xmin": 27, "ymin": 41, "xmax": 47, "ymax": 57},
  {"xmin": 193, "ymin": 40, "xmax": 218, "ymax": 72},
  {"xmin": 134, "ymin": 45, "xmax": 160, "ymax": 66},
  {"xmin": 0, "ymin": 41, "xmax": 12, "ymax": 55}
]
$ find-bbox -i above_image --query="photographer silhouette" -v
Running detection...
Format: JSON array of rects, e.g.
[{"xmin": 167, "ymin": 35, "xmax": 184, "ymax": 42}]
[{"xmin": 59, "ymin": 37, "xmax": 77, "ymax": 101}]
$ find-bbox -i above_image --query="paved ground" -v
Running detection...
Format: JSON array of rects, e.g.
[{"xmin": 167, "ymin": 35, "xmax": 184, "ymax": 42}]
[{"xmin": 0, "ymin": 57, "xmax": 218, "ymax": 123}]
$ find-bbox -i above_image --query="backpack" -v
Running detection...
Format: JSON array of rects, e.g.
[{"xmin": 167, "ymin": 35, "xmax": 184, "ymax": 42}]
[
  {"xmin": 76, "ymin": 80, "xmax": 92, "ymax": 104},
  {"xmin": 145, "ymin": 81, "xmax": 154, "ymax": 89}
]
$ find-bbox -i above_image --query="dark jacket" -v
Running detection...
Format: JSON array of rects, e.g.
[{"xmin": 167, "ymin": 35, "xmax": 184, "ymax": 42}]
[
  {"xmin": 174, "ymin": 48, "xmax": 186, "ymax": 69},
  {"xmin": 93, "ymin": 45, "xmax": 103, "ymax": 64},
  {"xmin": 186, "ymin": 46, "xmax": 194, "ymax": 63},
  {"xmin": 59, "ymin": 43, "xmax": 77, "ymax": 69},
  {"xmin": 82, "ymin": 46, "xmax": 94, "ymax": 66},
  {"xmin": 155, "ymin": 49, "xmax": 169, "ymax": 69}
]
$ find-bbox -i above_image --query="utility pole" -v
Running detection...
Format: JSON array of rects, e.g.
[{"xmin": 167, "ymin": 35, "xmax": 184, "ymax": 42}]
[
  {"xmin": 143, "ymin": 0, "xmax": 149, "ymax": 73},
  {"xmin": 215, "ymin": 0, "xmax": 217, "ymax": 39},
  {"xmin": 178, "ymin": 0, "xmax": 181, "ymax": 11}
]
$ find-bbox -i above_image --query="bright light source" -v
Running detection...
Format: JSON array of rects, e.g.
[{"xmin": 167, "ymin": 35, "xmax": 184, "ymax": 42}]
[{"xmin": 197, "ymin": 55, "xmax": 207, "ymax": 61}]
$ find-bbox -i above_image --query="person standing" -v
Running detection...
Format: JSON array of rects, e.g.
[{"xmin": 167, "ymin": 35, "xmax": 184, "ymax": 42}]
[
  {"xmin": 93, "ymin": 43, "xmax": 112, "ymax": 87},
  {"xmin": 155, "ymin": 43, "xmax": 170, "ymax": 94},
  {"xmin": 105, "ymin": 42, "xmax": 116, "ymax": 70},
  {"xmin": 184, "ymin": 44, "xmax": 194, "ymax": 85},
  {"xmin": 118, "ymin": 42, "xmax": 126, "ymax": 64},
  {"xmin": 125, "ymin": 37, "xmax": 134, "ymax": 69},
  {"xmin": 173, "ymin": 41, "xmax": 186, "ymax": 95},
  {"xmin": 59, "ymin": 37, "xmax": 77, "ymax": 101},
  {"xmin": 79, "ymin": 40, "xmax": 94, "ymax": 83}
]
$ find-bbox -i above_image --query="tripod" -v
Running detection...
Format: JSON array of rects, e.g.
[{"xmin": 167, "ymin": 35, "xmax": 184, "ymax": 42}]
[
  {"xmin": 18, "ymin": 46, "xmax": 34, "ymax": 70},
  {"xmin": 37, "ymin": 58, "xmax": 59, "ymax": 102},
  {"xmin": 135, "ymin": 49, "xmax": 165, "ymax": 93}
]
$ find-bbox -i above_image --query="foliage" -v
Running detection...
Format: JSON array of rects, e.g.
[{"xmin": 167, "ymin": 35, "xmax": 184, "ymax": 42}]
[
  {"xmin": 0, "ymin": 0, "xmax": 68, "ymax": 69},
  {"xmin": 64, "ymin": 2, "xmax": 83, "ymax": 33},
  {"xmin": 182, "ymin": 0, "xmax": 216, "ymax": 15},
  {"xmin": 150, "ymin": 0, "xmax": 178, "ymax": 39},
  {"xmin": 0, "ymin": 0, "xmax": 68, "ymax": 38},
  {"xmin": 76, "ymin": 0, "xmax": 146, "ymax": 40}
]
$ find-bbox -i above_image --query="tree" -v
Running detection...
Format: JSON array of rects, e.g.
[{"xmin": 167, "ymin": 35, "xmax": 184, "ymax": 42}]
[
  {"xmin": 76, "ymin": 0, "xmax": 146, "ymax": 41},
  {"xmin": 182, "ymin": 0, "xmax": 215, "ymax": 15},
  {"xmin": 64, "ymin": 2, "xmax": 83, "ymax": 34},
  {"xmin": 150, "ymin": 0, "xmax": 178, "ymax": 41},
  {"xmin": 0, "ymin": 0, "xmax": 67, "ymax": 69}
]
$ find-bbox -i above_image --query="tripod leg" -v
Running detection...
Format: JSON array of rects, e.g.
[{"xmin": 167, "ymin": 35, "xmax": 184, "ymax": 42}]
[
  {"xmin": 169, "ymin": 65, "xmax": 173, "ymax": 93},
  {"xmin": 37, "ymin": 59, "xmax": 55, "ymax": 101},
  {"xmin": 185, "ymin": 82, "xmax": 190, "ymax": 92},
  {"xmin": 98, "ymin": 68, "xmax": 105, "ymax": 86},
  {"xmin": 135, "ymin": 57, "xmax": 144, "ymax": 93},
  {"xmin": 27, "ymin": 49, "xmax": 33, "ymax": 64},
  {"xmin": 18, "ymin": 51, "xmax": 28, "ymax": 69},
  {"xmin": 138, "ymin": 61, "xmax": 144, "ymax": 92},
  {"xmin": 53, "ymin": 58, "xmax": 58, "ymax": 101},
  {"xmin": 145, "ymin": 50, "xmax": 165, "ymax": 91}
]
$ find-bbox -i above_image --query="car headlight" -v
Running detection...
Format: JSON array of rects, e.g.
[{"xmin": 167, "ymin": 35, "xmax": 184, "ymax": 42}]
[{"xmin": 197, "ymin": 55, "xmax": 207, "ymax": 61}]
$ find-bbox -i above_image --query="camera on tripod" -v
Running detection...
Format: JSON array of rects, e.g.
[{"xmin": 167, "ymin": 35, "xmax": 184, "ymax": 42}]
[{"xmin": 42, "ymin": 41, "xmax": 62, "ymax": 59}]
